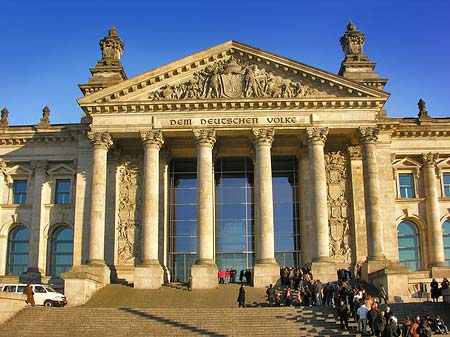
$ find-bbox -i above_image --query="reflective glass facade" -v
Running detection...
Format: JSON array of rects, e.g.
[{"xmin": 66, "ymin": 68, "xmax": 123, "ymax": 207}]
[
  {"xmin": 397, "ymin": 220, "xmax": 420, "ymax": 271},
  {"xmin": 169, "ymin": 159, "xmax": 197, "ymax": 283},
  {"xmin": 7, "ymin": 226, "xmax": 29, "ymax": 275},
  {"xmin": 215, "ymin": 158, "xmax": 254, "ymax": 273},
  {"xmin": 272, "ymin": 157, "xmax": 301, "ymax": 267},
  {"xmin": 49, "ymin": 226, "xmax": 74, "ymax": 276}
]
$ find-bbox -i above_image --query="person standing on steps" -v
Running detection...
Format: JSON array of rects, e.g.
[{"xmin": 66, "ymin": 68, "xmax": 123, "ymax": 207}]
[
  {"xmin": 266, "ymin": 284, "xmax": 275, "ymax": 307},
  {"xmin": 237, "ymin": 284, "xmax": 246, "ymax": 308},
  {"xmin": 379, "ymin": 283, "xmax": 388, "ymax": 304},
  {"xmin": 24, "ymin": 283, "xmax": 35, "ymax": 307}
]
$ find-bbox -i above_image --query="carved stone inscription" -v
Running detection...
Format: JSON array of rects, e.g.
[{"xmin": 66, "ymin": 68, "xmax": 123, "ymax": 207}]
[
  {"xmin": 116, "ymin": 153, "xmax": 143, "ymax": 265},
  {"xmin": 149, "ymin": 57, "xmax": 336, "ymax": 100},
  {"xmin": 325, "ymin": 151, "xmax": 351, "ymax": 262}
]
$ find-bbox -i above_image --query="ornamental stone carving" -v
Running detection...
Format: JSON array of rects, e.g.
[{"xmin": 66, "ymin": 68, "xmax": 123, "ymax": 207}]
[
  {"xmin": 88, "ymin": 132, "xmax": 113, "ymax": 150},
  {"xmin": 252, "ymin": 128, "xmax": 275, "ymax": 146},
  {"xmin": 347, "ymin": 145, "xmax": 362, "ymax": 160},
  {"xmin": 140, "ymin": 130, "xmax": 164, "ymax": 149},
  {"xmin": 148, "ymin": 56, "xmax": 335, "ymax": 101},
  {"xmin": 358, "ymin": 126, "xmax": 379, "ymax": 144},
  {"xmin": 193, "ymin": 129, "xmax": 216, "ymax": 147},
  {"xmin": 1, "ymin": 107, "xmax": 9, "ymax": 126},
  {"xmin": 306, "ymin": 127, "xmax": 328, "ymax": 145},
  {"xmin": 100, "ymin": 26, "xmax": 124, "ymax": 62},
  {"xmin": 325, "ymin": 151, "xmax": 351, "ymax": 262},
  {"xmin": 116, "ymin": 153, "xmax": 143, "ymax": 265},
  {"xmin": 340, "ymin": 21, "xmax": 368, "ymax": 62},
  {"xmin": 31, "ymin": 160, "xmax": 48, "ymax": 174},
  {"xmin": 422, "ymin": 152, "xmax": 439, "ymax": 166}
]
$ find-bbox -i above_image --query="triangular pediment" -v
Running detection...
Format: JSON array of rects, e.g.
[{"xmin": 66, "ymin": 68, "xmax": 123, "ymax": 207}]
[
  {"xmin": 47, "ymin": 163, "xmax": 75, "ymax": 175},
  {"xmin": 392, "ymin": 157, "xmax": 422, "ymax": 169},
  {"xmin": 78, "ymin": 41, "xmax": 389, "ymax": 113},
  {"xmin": 5, "ymin": 164, "xmax": 33, "ymax": 176}
]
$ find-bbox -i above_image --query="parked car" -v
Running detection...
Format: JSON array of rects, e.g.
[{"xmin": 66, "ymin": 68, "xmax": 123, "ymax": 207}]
[{"xmin": 1, "ymin": 283, "xmax": 67, "ymax": 307}]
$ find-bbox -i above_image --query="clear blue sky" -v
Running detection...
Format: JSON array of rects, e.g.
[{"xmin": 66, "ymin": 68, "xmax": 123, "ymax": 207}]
[{"xmin": 1, "ymin": 0, "xmax": 449, "ymax": 126}]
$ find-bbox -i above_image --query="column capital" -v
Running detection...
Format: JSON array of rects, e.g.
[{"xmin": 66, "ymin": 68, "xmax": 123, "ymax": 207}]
[
  {"xmin": 306, "ymin": 127, "xmax": 328, "ymax": 146},
  {"xmin": 140, "ymin": 130, "xmax": 164, "ymax": 149},
  {"xmin": 193, "ymin": 129, "xmax": 216, "ymax": 147},
  {"xmin": 347, "ymin": 144, "xmax": 362, "ymax": 160},
  {"xmin": 88, "ymin": 132, "xmax": 113, "ymax": 150},
  {"xmin": 31, "ymin": 160, "xmax": 48, "ymax": 174},
  {"xmin": 358, "ymin": 126, "xmax": 379, "ymax": 144},
  {"xmin": 252, "ymin": 128, "xmax": 274, "ymax": 147},
  {"xmin": 422, "ymin": 152, "xmax": 439, "ymax": 167}
]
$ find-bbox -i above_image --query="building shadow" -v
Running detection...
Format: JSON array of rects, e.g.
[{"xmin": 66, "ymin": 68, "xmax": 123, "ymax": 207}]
[{"xmin": 120, "ymin": 308, "xmax": 228, "ymax": 337}]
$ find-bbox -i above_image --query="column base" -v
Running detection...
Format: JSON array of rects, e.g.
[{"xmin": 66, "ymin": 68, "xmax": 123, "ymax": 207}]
[
  {"xmin": 62, "ymin": 264, "xmax": 110, "ymax": 306},
  {"xmin": 430, "ymin": 266, "xmax": 450, "ymax": 278},
  {"xmin": 190, "ymin": 263, "xmax": 218, "ymax": 289},
  {"xmin": 310, "ymin": 261, "xmax": 336, "ymax": 283},
  {"xmin": 253, "ymin": 262, "xmax": 280, "ymax": 288},
  {"xmin": 134, "ymin": 263, "xmax": 163, "ymax": 289},
  {"xmin": 361, "ymin": 258, "xmax": 391, "ymax": 282},
  {"xmin": 366, "ymin": 264, "xmax": 410, "ymax": 303}
]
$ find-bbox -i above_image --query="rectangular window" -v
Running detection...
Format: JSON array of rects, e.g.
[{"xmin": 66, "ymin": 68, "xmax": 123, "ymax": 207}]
[
  {"xmin": 443, "ymin": 173, "xmax": 450, "ymax": 197},
  {"xmin": 55, "ymin": 179, "xmax": 71, "ymax": 204},
  {"xmin": 13, "ymin": 180, "xmax": 27, "ymax": 204},
  {"xmin": 399, "ymin": 173, "xmax": 415, "ymax": 198}
]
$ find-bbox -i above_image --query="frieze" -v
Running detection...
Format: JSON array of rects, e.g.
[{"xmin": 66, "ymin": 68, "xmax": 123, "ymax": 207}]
[
  {"xmin": 148, "ymin": 57, "xmax": 336, "ymax": 101},
  {"xmin": 325, "ymin": 151, "xmax": 351, "ymax": 262},
  {"xmin": 116, "ymin": 153, "xmax": 143, "ymax": 265}
]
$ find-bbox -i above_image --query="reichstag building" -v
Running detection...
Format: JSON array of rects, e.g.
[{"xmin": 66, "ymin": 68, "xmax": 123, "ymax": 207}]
[{"xmin": 0, "ymin": 22, "xmax": 449, "ymax": 305}]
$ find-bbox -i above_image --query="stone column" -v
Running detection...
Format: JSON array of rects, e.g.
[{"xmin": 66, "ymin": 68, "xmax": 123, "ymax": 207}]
[
  {"xmin": 298, "ymin": 147, "xmax": 313, "ymax": 265},
  {"xmin": 422, "ymin": 153, "xmax": 446, "ymax": 267},
  {"xmin": 135, "ymin": 131, "xmax": 165, "ymax": 289},
  {"xmin": 22, "ymin": 160, "xmax": 47, "ymax": 283},
  {"xmin": 190, "ymin": 129, "xmax": 218, "ymax": 289},
  {"xmin": 306, "ymin": 127, "xmax": 330, "ymax": 262},
  {"xmin": 252, "ymin": 128, "xmax": 279, "ymax": 288},
  {"xmin": 358, "ymin": 127, "xmax": 386, "ymax": 264},
  {"xmin": 87, "ymin": 132, "xmax": 112, "ymax": 265}
]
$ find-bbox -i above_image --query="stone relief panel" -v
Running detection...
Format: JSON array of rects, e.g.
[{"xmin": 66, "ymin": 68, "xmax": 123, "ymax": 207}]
[
  {"xmin": 325, "ymin": 151, "xmax": 352, "ymax": 262},
  {"xmin": 116, "ymin": 153, "xmax": 143, "ymax": 265},
  {"xmin": 148, "ymin": 56, "xmax": 337, "ymax": 100}
]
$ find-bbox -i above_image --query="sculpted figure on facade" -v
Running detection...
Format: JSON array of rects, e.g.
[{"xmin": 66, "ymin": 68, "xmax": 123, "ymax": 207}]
[
  {"xmin": 99, "ymin": 26, "xmax": 124, "ymax": 62},
  {"xmin": 340, "ymin": 21, "xmax": 368, "ymax": 61},
  {"xmin": 116, "ymin": 153, "xmax": 143, "ymax": 265},
  {"xmin": 1, "ymin": 107, "xmax": 9, "ymax": 126},
  {"xmin": 148, "ymin": 56, "xmax": 336, "ymax": 101},
  {"xmin": 325, "ymin": 151, "xmax": 351, "ymax": 262}
]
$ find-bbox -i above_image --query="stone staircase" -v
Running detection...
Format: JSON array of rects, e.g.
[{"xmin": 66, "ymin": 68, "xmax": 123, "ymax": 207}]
[{"xmin": 1, "ymin": 284, "xmax": 449, "ymax": 337}]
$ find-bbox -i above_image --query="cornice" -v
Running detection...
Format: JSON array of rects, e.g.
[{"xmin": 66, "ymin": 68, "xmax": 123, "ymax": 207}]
[
  {"xmin": 0, "ymin": 126, "xmax": 87, "ymax": 145},
  {"xmin": 82, "ymin": 97, "xmax": 386, "ymax": 115}
]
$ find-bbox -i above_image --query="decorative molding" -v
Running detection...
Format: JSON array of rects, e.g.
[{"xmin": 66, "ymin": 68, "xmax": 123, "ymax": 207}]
[
  {"xmin": 252, "ymin": 128, "xmax": 275, "ymax": 147},
  {"xmin": 325, "ymin": 151, "xmax": 351, "ymax": 262},
  {"xmin": 422, "ymin": 152, "xmax": 439, "ymax": 167},
  {"xmin": 347, "ymin": 145, "xmax": 362, "ymax": 160},
  {"xmin": 193, "ymin": 129, "xmax": 216, "ymax": 147},
  {"xmin": 31, "ymin": 160, "xmax": 48, "ymax": 174},
  {"xmin": 116, "ymin": 153, "xmax": 143, "ymax": 265},
  {"xmin": 88, "ymin": 132, "xmax": 113, "ymax": 150},
  {"xmin": 358, "ymin": 126, "xmax": 379, "ymax": 143},
  {"xmin": 140, "ymin": 130, "xmax": 164, "ymax": 149},
  {"xmin": 306, "ymin": 127, "xmax": 328, "ymax": 145}
]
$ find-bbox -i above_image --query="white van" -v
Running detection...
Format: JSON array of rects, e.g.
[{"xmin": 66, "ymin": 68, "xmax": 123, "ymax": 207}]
[{"xmin": 1, "ymin": 283, "xmax": 67, "ymax": 307}]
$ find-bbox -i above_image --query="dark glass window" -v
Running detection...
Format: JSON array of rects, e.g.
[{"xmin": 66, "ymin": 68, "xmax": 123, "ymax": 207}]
[
  {"xmin": 13, "ymin": 180, "xmax": 27, "ymax": 204},
  {"xmin": 55, "ymin": 179, "xmax": 71, "ymax": 204},
  {"xmin": 399, "ymin": 173, "xmax": 415, "ymax": 198},
  {"xmin": 49, "ymin": 226, "xmax": 73, "ymax": 276},
  {"xmin": 272, "ymin": 157, "xmax": 301, "ymax": 267},
  {"xmin": 215, "ymin": 157, "xmax": 254, "ymax": 273},
  {"xmin": 443, "ymin": 173, "xmax": 450, "ymax": 197},
  {"xmin": 443, "ymin": 220, "xmax": 450, "ymax": 266},
  {"xmin": 397, "ymin": 220, "xmax": 420, "ymax": 271},
  {"xmin": 168, "ymin": 159, "xmax": 197, "ymax": 283},
  {"xmin": 7, "ymin": 226, "xmax": 29, "ymax": 275}
]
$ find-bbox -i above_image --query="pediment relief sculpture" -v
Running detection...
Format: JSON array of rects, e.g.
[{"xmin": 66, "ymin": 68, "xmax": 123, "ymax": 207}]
[{"xmin": 148, "ymin": 57, "xmax": 337, "ymax": 101}]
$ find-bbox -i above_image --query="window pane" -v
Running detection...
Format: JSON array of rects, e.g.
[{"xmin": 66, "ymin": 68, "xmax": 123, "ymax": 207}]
[
  {"xmin": 50, "ymin": 226, "xmax": 73, "ymax": 276},
  {"xmin": 443, "ymin": 173, "xmax": 450, "ymax": 197},
  {"xmin": 7, "ymin": 226, "xmax": 29, "ymax": 276},
  {"xmin": 13, "ymin": 180, "xmax": 27, "ymax": 204},
  {"xmin": 55, "ymin": 179, "xmax": 71, "ymax": 204},
  {"xmin": 399, "ymin": 173, "xmax": 415, "ymax": 198},
  {"xmin": 397, "ymin": 220, "xmax": 420, "ymax": 271}
]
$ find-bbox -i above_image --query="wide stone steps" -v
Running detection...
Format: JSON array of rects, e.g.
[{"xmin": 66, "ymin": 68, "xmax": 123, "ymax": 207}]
[{"xmin": 0, "ymin": 307, "xmax": 359, "ymax": 337}]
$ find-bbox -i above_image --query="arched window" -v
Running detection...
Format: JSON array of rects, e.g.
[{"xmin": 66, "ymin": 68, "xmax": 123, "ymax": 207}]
[
  {"xmin": 443, "ymin": 220, "xmax": 450, "ymax": 266},
  {"xmin": 49, "ymin": 226, "xmax": 73, "ymax": 277},
  {"xmin": 7, "ymin": 226, "xmax": 29, "ymax": 276},
  {"xmin": 397, "ymin": 220, "xmax": 421, "ymax": 271}
]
